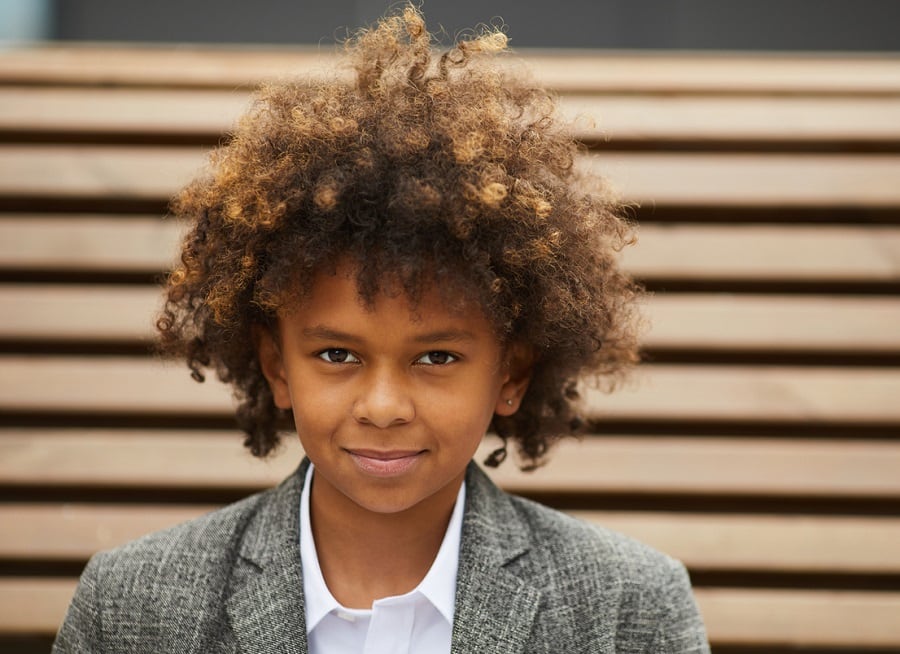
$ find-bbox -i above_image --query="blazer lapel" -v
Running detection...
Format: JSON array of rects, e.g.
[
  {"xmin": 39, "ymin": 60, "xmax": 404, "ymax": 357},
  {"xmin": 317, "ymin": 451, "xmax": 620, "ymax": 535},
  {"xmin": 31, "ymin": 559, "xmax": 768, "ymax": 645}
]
[
  {"xmin": 451, "ymin": 463, "xmax": 542, "ymax": 654},
  {"xmin": 226, "ymin": 461, "xmax": 311, "ymax": 654},
  {"xmin": 223, "ymin": 460, "xmax": 541, "ymax": 654}
]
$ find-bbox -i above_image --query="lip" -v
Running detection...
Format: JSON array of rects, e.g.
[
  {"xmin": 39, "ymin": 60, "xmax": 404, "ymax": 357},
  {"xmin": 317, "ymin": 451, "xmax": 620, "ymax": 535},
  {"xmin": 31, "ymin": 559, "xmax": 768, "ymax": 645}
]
[{"xmin": 346, "ymin": 449, "xmax": 425, "ymax": 477}]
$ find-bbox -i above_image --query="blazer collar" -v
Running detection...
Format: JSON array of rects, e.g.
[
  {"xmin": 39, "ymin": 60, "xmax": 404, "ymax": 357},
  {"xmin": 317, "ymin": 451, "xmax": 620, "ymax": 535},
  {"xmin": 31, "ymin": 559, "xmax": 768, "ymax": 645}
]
[
  {"xmin": 226, "ymin": 459, "xmax": 311, "ymax": 654},
  {"xmin": 224, "ymin": 459, "xmax": 540, "ymax": 654},
  {"xmin": 451, "ymin": 463, "xmax": 543, "ymax": 654}
]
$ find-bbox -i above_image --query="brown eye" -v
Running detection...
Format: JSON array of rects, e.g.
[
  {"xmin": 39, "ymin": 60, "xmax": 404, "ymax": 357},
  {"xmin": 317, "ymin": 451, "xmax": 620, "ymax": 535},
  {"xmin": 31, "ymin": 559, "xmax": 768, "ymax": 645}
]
[
  {"xmin": 417, "ymin": 351, "xmax": 456, "ymax": 365},
  {"xmin": 318, "ymin": 349, "xmax": 358, "ymax": 363}
]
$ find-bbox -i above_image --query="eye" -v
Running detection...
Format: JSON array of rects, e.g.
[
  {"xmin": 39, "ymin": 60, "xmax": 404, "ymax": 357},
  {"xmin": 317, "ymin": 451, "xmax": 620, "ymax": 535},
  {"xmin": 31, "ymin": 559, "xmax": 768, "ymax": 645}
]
[
  {"xmin": 416, "ymin": 351, "xmax": 457, "ymax": 366},
  {"xmin": 317, "ymin": 348, "xmax": 359, "ymax": 364}
]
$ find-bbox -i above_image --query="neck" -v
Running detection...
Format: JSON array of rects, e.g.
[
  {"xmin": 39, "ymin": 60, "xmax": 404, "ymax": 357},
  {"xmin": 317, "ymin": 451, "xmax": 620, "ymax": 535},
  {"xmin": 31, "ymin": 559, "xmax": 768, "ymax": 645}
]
[{"xmin": 309, "ymin": 470, "xmax": 463, "ymax": 609}]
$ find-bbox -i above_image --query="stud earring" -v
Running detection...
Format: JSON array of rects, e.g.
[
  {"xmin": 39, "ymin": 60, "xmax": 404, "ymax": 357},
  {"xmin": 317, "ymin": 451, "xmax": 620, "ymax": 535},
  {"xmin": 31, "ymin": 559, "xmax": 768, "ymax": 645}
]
[{"xmin": 505, "ymin": 399, "xmax": 514, "ymax": 406}]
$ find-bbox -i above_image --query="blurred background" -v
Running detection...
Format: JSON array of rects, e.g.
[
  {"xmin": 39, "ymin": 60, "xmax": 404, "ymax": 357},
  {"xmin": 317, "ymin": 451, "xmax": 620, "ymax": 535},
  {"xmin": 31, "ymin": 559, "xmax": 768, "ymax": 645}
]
[
  {"xmin": 1, "ymin": 1, "xmax": 899, "ymax": 653},
  {"xmin": 2, "ymin": 0, "xmax": 900, "ymax": 50}
]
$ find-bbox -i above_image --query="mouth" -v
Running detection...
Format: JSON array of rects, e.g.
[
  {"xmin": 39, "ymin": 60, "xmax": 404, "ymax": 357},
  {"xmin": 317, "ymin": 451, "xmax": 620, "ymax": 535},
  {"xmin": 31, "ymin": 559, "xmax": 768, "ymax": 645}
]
[{"xmin": 345, "ymin": 449, "xmax": 426, "ymax": 477}]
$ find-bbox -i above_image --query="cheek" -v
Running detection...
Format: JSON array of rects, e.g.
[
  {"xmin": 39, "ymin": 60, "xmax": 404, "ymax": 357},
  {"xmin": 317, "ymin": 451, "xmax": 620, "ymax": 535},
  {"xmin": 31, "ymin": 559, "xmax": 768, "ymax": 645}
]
[
  {"xmin": 421, "ymin": 373, "xmax": 504, "ymax": 435},
  {"xmin": 286, "ymin": 376, "xmax": 352, "ymax": 436}
]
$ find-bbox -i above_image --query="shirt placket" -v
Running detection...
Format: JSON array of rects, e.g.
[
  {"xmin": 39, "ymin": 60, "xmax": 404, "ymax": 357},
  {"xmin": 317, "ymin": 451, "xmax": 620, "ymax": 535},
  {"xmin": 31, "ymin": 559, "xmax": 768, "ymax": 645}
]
[{"xmin": 363, "ymin": 598, "xmax": 416, "ymax": 654}]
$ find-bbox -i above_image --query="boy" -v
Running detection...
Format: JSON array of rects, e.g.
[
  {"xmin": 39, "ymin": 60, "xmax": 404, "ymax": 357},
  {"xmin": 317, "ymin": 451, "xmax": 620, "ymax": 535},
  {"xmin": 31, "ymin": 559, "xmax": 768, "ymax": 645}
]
[{"xmin": 54, "ymin": 6, "xmax": 710, "ymax": 652}]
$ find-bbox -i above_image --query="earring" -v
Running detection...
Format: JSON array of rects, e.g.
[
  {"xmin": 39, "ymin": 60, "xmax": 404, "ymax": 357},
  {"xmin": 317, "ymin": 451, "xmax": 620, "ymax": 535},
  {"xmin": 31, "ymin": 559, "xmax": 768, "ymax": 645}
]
[{"xmin": 505, "ymin": 398, "xmax": 514, "ymax": 406}]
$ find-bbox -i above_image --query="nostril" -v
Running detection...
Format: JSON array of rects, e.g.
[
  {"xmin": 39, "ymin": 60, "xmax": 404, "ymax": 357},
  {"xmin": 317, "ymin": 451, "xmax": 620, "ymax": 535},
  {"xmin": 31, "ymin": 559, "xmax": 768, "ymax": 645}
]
[{"xmin": 351, "ymin": 379, "xmax": 415, "ymax": 428}]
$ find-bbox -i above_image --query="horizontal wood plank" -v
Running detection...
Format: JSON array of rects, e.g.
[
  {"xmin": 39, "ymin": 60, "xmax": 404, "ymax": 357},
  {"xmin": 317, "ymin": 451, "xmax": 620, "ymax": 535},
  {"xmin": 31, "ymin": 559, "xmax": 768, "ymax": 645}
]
[
  {"xmin": 4, "ymin": 146, "xmax": 900, "ymax": 208},
  {"xmin": 581, "ymin": 365, "xmax": 900, "ymax": 424},
  {"xmin": 626, "ymin": 223, "xmax": 900, "ymax": 283},
  {"xmin": 0, "ymin": 146, "xmax": 203, "ymax": 200},
  {"xmin": 2, "ymin": 431, "xmax": 898, "ymax": 500},
  {"xmin": 526, "ymin": 54, "xmax": 900, "ymax": 96},
  {"xmin": 3, "ymin": 503, "xmax": 898, "ymax": 576},
  {"xmin": 2, "ymin": 216, "xmax": 898, "ymax": 284},
  {"xmin": 4, "ymin": 87, "xmax": 900, "ymax": 146},
  {"xmin": 2, "ymin": 47, "xmax": 900, "ymax": 95},
  {"xmin": 3, "ymin": 577, "xmax": 899, "ymax": 647},
  {"xmin": 0, "ymin": 504, "xmax": 218, "ymax": 561},
  {"xmin": 4, "ymin": 284, "xmax": 900, "ymax": 353},
  {"xmin": 0, "ymin": 578, "xmax": 74, "ymax": 635},
  {"xmin": 485, "ymin": 436, "xmax": 900, "ymax": 500},
  {"xmin": 2, "ymin": 355, "xmax": 898, "ymax": 424},
  {"xmin": 0, "ymin": 215, "xmax": 182, "ymax": 273},
  {"xmin": 577, "ymin": 512, "xmax": 900, "ymax": 575},
  {"xmin": 0, "ymin": 285, "xmax": 158, "ymax": 342},
  {"xmin": 0, "ymin": 430, "xmax": 299, "ymax": 491},
  {"xmin": 695, "ymin": 588, "xmax": 900, "ymax": 649},
  {"xmin": 568, "ymin": 94, "xmax": 900, "ymax": 145},
  {"xmin": 0, "ymin": 87, "xmax": 250, "ymax": 136},
  {"xmin": 586, "ymin": 152, "xmax": 900, "ymax": 208},
  {"xmin": 6, "ymin": 356, "xmax": 899, "ymax": 423},
  {"xmin": 643, "ymin": 294, "xmax": 900, "ymax": 352}
]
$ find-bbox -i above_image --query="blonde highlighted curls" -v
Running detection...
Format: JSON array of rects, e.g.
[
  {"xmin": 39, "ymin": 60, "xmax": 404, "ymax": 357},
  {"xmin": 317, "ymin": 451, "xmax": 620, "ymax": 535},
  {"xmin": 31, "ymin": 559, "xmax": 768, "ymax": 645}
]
[{"xmin": 157, "ymin": 5, "xmax": 641, "ymax": 468}]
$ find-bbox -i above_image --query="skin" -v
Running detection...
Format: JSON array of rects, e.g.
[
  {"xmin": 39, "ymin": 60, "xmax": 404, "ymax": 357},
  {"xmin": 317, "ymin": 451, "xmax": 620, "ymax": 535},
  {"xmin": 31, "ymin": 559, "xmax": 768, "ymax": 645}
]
[{"xmin": 257, "ymin": 261, "xmax": 532, "ymax": 607}]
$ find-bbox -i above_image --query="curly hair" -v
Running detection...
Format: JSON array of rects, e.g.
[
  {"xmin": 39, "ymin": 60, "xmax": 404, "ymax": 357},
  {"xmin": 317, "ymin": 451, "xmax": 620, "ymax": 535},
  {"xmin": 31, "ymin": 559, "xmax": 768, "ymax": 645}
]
[{"xmin": 157, "ymin": 5, "xmax": 642, "ymax": 469}]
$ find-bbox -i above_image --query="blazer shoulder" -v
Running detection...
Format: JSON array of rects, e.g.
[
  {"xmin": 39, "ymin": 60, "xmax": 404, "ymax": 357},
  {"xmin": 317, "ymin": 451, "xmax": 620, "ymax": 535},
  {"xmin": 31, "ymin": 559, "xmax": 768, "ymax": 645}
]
[
  {"xmin": 96, "ymin": 486, "xmax": 270, "ymax": 573},
  {"xmin": 501, "ymin": 494, "xmax": 709, "ymax": 652},
  {"xmin": 53, "ymin": 487, "xmax": 277, "ymax": 652},
  {"xmin": 508, "ymin": 493, "xmax": 680, "ymax": 574},
  {"xmin": 54, "ymin": 466, "xmax": 308, "ymax": 652}
]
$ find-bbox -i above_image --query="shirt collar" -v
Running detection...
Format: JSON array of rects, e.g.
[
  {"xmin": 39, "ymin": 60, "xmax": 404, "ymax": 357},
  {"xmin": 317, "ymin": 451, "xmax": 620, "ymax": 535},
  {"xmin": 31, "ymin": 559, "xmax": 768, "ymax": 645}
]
[{"xmin": 299, "ymin": 463, "xmax": 465, "ymax": 631}]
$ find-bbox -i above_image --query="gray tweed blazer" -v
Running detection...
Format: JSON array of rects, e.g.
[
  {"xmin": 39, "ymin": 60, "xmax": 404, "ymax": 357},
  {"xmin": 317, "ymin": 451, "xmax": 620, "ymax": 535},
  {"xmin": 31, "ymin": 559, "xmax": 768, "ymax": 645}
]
[{"xmin": 54, "ymin": 459, "xmax": 710, "ymax": 653}]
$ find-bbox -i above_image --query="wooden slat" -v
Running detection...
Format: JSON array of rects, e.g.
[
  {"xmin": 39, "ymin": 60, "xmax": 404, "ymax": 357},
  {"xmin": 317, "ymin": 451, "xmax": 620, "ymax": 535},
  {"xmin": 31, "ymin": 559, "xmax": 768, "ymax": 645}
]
[
  {"xmin": 2, "ymin": 431, "xmax": 898, "ymax": 500},
  {"xmin": 2, "ymin": 217, "xmax": 898, "ymax": 284},
  {"xmin": 581, "ymin": 365, "xmax": 900, "ymax": 423},
  {"xmin": 4, "ymin": 146, "xmax": 900, "ymax": 208},
  {"xmin": 5, "ymin": 356, "xmax": 898, "ymax": 423},
  {"xmin": 0, "ymin": 46, "xmax": 341, "ymax": 89},
  {"xmin": 0, "ymin": 578, "xmax": 74, "ymax": 635},
  {"xmin": 696, "ymin": 588, "xmax": 900, "ymax": 649},
  {"xmin": 526, "ymin": 54, "xmax": 900, "ymax": 96},
  {"xmin": 586, "ymin": 152, "xmax": 900, "ymax": 208},
  {"xmin": 0, "ymin": 285, "xmax": 158, "ymax": 342},
  {"xmin": 0, "ymin": 430, "xmax": 300, "ymax": 490},
  {"xmin": 4, "ymin": 87, "xmax": 900, "ymax": 146},
  {"xmin": 2, "ymin": 47, "xmax": 900, "ymax": 95},
  {"xmin": 644, "ymin": 294, "xmax": 900, "ymax": 352},
  {"xmin": 567, "ymin": 94, "xmax": 900, "ymax": 145},
  {"xmin": 0, "ymin": 146, "xmax": 202, "ymax": 200},
  {"xmin": 3, "ymin": 577, "xmax": 899, "ymax": 647},
  {"xmin": 0, "ymin": 504, "xmax": 216, "ymax": 560},
  {"xmin": 4, "ymin": 285, "xmax": 900, "ymax": 353},
  {"xmin": 4, "ymin": 355, "xmax": 899, "ymax": 423},
  {"xmin": 0, "ymin": 215, "xmax": 181, "ymax": 274},
  {"xmin": 578, "ymin": 512, "xmax": 900, "ymax": 575},
  {"xmin": 0, "ymin": 87, "xmax": 249, "ymax": 136},
  {"xmin": 627, "ymin": 224, "xmax": 900, "ymax": 283},
  {"xmin": 484, "ymin": 436, "xmax": 900, "ymax": 500},
  {"xmin": 3, "ymin": 503, "xmax": 899, "ymax": 576}
]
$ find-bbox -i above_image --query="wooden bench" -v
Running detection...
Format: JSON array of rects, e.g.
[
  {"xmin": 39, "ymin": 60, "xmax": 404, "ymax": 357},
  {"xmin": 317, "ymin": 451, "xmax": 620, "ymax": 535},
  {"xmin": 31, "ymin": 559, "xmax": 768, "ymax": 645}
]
[{"xmin": 1, "ymin": 45, "xmax": 899, "ymax": 653}]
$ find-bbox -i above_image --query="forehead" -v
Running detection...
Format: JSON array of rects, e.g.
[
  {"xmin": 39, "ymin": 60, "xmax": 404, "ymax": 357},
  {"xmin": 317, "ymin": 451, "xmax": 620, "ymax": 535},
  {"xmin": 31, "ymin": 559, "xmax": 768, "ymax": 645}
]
[{"xmin": 281, "ymin": 259, "xmax": 496, "ymax": 333}]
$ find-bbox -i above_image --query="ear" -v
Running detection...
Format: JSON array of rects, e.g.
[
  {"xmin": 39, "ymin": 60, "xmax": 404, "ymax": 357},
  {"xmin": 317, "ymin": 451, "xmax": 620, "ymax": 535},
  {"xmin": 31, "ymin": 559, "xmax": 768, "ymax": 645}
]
[
  {"xmin": 254, "ymin": 325, "xmax": 293, "ymax": 410},
  {"xmin": 494, "ymin": 341, "xmax": 535, "ymax": 416}
]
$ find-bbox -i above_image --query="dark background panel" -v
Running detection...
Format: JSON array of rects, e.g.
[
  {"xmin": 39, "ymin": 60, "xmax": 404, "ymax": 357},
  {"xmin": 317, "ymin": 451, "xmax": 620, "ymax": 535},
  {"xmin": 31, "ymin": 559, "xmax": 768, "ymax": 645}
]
[{"xmin": 48, "ymin": 0, "xmax": 900, "ymax": 51}]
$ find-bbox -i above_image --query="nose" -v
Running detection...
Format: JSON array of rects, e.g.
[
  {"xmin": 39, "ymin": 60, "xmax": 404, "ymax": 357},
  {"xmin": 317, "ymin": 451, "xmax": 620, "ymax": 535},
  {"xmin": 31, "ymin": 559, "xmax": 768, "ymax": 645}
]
[{"xmin": 351, "ymin": 365, "xmax": 415, "ymax": 428}]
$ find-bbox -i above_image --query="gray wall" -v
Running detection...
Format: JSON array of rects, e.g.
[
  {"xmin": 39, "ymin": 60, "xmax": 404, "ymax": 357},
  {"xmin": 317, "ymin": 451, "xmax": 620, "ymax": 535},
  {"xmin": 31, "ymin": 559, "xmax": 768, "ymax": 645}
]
[{"xmin": 50, "ymin": 0, "xmax": 900, "ymax": 51}]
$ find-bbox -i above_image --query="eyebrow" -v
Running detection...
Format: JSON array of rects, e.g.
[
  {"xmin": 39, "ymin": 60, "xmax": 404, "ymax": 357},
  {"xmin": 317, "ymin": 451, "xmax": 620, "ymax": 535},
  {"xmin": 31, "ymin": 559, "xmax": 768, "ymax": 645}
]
[
  {"xmin": 301, "ymin": 325, "xmax": 476, "ymax": 345},
  {"xmin": 412, "ymin": 329, "xmax": 477, "ymax": 344},
  {"xmin": 302, "ymin": 326, "xmax": 364, "ymax": 343}
]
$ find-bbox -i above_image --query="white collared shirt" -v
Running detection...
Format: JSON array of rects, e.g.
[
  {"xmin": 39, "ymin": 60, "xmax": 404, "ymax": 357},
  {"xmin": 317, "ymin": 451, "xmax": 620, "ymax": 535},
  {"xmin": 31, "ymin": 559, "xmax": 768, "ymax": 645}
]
[{"xmin": 299, "ymin": 464, "xmax": 465, "ymax": 654}]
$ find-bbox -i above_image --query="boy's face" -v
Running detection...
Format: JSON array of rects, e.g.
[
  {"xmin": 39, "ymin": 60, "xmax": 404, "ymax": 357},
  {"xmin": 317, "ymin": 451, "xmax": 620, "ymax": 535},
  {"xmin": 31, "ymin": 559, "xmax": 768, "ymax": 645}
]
[{"xmin": 257, "ymin": 261, "xmax": 531, "ymax": 517}]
